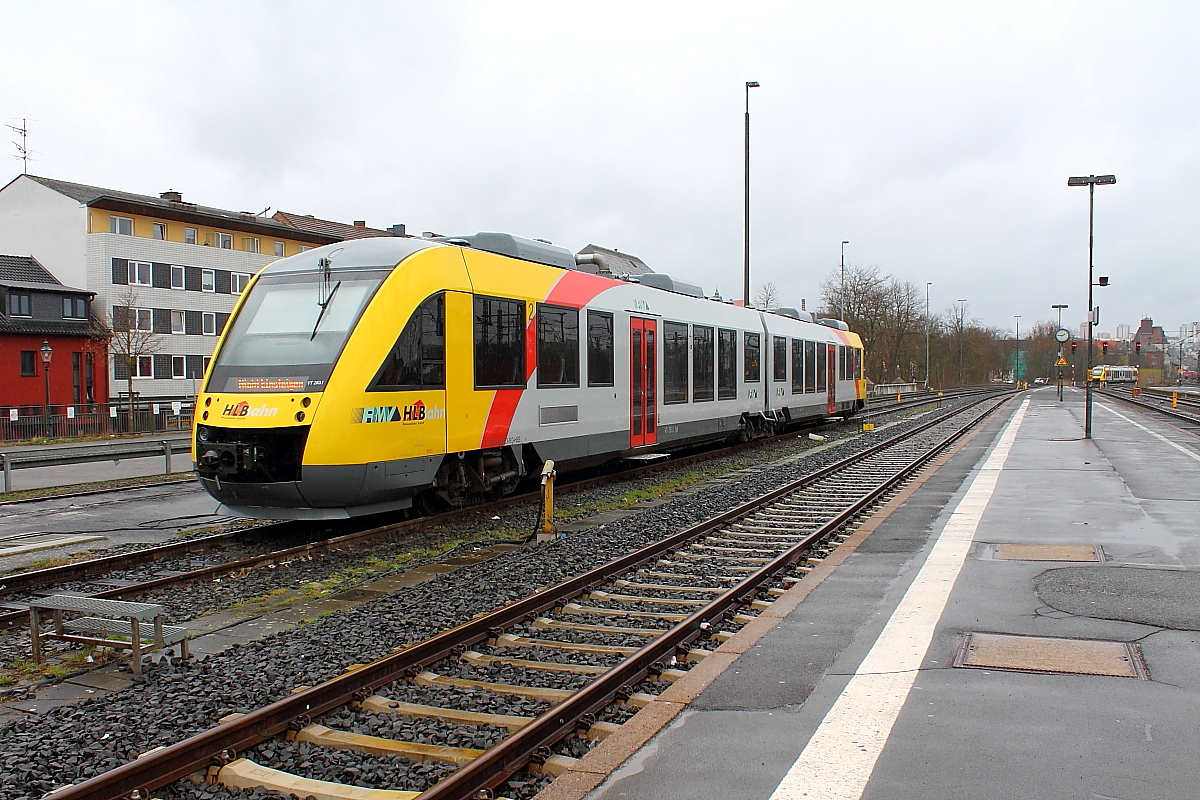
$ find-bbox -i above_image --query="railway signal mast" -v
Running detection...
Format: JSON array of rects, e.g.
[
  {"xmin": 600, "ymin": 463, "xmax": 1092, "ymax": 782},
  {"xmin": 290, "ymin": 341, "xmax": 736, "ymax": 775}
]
[{"xmin": 1067, "ymin": 174, "xmax": 1116, "ymax": 439}]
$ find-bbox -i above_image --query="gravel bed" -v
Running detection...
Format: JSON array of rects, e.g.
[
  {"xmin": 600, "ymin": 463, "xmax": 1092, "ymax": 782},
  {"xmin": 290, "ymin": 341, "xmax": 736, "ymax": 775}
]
[
  {"xmin": 509, "ymin": 623, "xmax": 651, "ymax": 649},
  {"xmin": 481, "ymin": 644, "xmax": 626, "ymax": 669},
  {"xmin": 321, "ymin": 707, "xmax": 510, "ymax": 750},
  {"xmin": 437, "ymin": 660, "xmax": 594, "ymax": 691},
  {"xmin": 553, "ymin": 612, "xmax": 672, "ymax": 630},
  {"xmin": 375, "ymin": 681, "xmax": 553, "ymax": 718},
  {"xmin": 0, "ymin": 397, "xmax": 1002, "ymax": 800}
]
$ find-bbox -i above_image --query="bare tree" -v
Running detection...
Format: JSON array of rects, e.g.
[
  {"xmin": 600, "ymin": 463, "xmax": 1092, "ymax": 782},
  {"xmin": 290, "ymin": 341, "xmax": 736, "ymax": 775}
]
[
  {"xmin": 754, "ymin": 281, "xmax": 781, "ymax": 310},
  {"xmin": 107, "ymin": 286, "xmax": 165, "ymax": 431}
]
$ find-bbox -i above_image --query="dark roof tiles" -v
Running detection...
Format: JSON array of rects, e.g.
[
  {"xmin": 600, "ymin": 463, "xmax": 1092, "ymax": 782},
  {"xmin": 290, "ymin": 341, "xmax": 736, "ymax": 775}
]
[
  {"xmin": 272, "ymin": 211, "xmax": 398, "ymax": 240},
  {"xmin": 0, "ymin": 254, "xmax": 61, "ymax": 285}
]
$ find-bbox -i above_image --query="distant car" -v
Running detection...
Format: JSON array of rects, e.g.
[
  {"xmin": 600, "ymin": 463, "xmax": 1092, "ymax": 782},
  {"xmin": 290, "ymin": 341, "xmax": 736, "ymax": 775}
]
[{"xmin": 1033, "ymin": 377, "xmax": 1046, "ymax": 385}]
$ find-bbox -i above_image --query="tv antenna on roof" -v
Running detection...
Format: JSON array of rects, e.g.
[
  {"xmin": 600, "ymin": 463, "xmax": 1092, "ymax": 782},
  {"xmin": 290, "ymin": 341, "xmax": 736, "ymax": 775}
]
[{"xmin": 6, "ymin": 118, "xmax": 35, "ymax": 174}]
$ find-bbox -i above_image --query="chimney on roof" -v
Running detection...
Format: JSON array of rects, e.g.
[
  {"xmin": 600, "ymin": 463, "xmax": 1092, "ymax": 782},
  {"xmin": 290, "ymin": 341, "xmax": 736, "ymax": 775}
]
[
  {"xmin": 388, "ymin": 224, "xmax": 406, "ymax": 237},
  {"xmin": 160, "ymin": 190, "xmax": 183, "ymax": 202},
  {"xmin": 353, "ymin": 220, "xmax": 367, "ymax": 228}
]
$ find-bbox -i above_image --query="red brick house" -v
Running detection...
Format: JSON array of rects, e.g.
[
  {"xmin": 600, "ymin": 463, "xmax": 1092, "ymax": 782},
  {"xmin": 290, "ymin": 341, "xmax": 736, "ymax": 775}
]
[{"xmin": 1, "ymin": 254, "xmax": 109, "ymax": 410}]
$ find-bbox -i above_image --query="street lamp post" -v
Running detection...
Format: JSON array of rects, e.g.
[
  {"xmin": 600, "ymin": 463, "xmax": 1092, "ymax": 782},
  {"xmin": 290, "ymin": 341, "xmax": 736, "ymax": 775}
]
[
  {"xmin": 743, "ymin": 80, "xmax": 760, "ymax": 307},
  {"xmin": 1014, "ymin": 315, "xmax": 1021, "ymax": 386},
  {"xmin": 957, "ymin": 300, "xmax": 967, "ymax": 387},
  {"xmin": 1052, "ymin": 304, "xmax": 1068, "ymax": 401},
  {"xmin": 839, "ymin": 240, "xmax": 849, "ymax": 320},
  {"xmin": 925, "ymin": 282, "xmax": 932, "ymax": 388},
  {"xmin": 40, "ymin": 340, "xmax": 53, "ymax": 439},
  {"xmin": 1068, "ymin": 174, "xmax": 1116, "ymax": 439}
]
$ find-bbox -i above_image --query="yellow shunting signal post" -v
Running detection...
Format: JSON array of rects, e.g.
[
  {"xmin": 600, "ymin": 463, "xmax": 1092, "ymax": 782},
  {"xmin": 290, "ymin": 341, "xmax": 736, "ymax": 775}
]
[{"xmin": 538, "ymin": 460, "xmax": 557, "ymax": 542}]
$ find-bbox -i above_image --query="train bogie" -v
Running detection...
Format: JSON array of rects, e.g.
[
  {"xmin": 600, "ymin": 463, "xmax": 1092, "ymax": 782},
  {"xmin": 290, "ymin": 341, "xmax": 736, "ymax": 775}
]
[{"xmin": 192, "ymin": 235, "xmax": 867, "ymax": 519}]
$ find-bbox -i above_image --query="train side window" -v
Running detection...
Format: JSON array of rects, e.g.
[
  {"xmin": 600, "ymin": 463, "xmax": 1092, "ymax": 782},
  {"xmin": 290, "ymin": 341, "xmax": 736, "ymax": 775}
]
[
  {"xmin": 587, "ymin": 310, "xmax": 615, "ymax": 387},
  {"xmin": 474, "ymin": 296, "xmax": 527, "ymax": 388},
  {"xmin": 717, "ymin": 328, "xmax": 737, "ymax": 400},
  {"xmin": 537, "ymin": 304, "xmax": 579, "ymax": 388},
  {"xmin": 693, "ymin": 325, "xmax": 715, "ymax": 402},
  {"xmin": 816, "ymin": 343, "xmax": 828, "ymax": 393},
  {"xmin": 791, "ymin": 339, "xmax": 804, "ymax": 394},
  {"xmin": 805, "ymin": 341, "xmax": 817, "ymax": 392},
  {"xmin": 663, "ymin": 321, "xmax": 689, "ymax": 404},
  {"xmin": 744, "ymin": 332, "xmax": 760, "ymax": 382},
  {"xmin": 369, "ymin": 293, "xmax": 445, "ymax": 391},
  {"xmin": 773, "ymin": 336, "xmax": 787, "ymax": 383},
  {"xmin": 840, "ymin": 346, "xmax": 847, "ymax": 381}
]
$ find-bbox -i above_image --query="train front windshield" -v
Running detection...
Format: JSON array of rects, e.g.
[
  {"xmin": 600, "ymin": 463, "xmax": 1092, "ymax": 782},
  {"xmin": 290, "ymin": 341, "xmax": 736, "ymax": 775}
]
[{"xmin": 206, "ymin": 268, "xmax": 388, "ymax": 393}]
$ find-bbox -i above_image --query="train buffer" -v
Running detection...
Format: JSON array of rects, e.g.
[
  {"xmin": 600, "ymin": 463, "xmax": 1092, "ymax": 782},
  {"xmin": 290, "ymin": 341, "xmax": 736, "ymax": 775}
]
[{"xmin": 28, "ymin": 595, "xmax": 189, "ymax": 674}]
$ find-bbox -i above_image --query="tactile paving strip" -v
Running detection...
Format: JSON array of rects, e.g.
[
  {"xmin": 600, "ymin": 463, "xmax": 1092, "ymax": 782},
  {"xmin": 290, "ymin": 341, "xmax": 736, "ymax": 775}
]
[
  {"xmin": 993, "ymin": 544, "xmax": 1103, "ymax": 562},
  {"xmin": 953, "ymin": 632, "xmax": 1148, "ymax": 679}
]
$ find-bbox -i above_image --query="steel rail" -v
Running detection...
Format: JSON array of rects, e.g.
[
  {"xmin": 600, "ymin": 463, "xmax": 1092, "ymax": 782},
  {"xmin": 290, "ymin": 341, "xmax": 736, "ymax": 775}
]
[
  {"xmin": 1097, "ymin": 388, "xmax": 1200, "ymax": 429},
  {"xmin": 43, "ymin": 392, "xmax": 1009, "ymax": 800}
]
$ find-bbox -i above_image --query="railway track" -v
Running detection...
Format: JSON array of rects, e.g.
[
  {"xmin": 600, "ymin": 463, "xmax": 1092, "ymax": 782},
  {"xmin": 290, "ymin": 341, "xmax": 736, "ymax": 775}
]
[
  {"xmin": 0, "ymin": 389, "xmax": 978, "ymax": 636},
  {"xmin": 1097, "ymin": 387, "xmax": 1200, "ymax": 434},
  {"xmin": 33, "ymin": 389, "xmax": 1013, "ymax": 800}
]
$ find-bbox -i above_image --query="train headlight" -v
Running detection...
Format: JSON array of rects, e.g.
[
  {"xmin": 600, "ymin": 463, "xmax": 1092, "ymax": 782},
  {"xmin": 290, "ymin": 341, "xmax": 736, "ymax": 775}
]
[{"xmin": 197, "ymin": 426, "xmax": 212, "ymax": 443}]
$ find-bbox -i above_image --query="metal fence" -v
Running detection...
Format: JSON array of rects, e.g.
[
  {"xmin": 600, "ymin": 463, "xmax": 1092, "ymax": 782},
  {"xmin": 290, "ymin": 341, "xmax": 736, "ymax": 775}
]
[{"xmin": 0, "ymin": 402, "xmax": 194, "ymax": 443}]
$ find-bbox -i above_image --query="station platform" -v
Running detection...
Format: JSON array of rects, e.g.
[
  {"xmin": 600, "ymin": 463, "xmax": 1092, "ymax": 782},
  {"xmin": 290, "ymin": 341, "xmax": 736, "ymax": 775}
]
[{"xmin": 546, "ymin": 387, "xmax": 1200, "ymax": 800}]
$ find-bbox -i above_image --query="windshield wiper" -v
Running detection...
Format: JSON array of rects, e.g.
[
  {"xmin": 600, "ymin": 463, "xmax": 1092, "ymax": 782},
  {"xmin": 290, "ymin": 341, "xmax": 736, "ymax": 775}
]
[{"xmin": 309, "ymin": 280, "xmax": 341, "ymax": 341}]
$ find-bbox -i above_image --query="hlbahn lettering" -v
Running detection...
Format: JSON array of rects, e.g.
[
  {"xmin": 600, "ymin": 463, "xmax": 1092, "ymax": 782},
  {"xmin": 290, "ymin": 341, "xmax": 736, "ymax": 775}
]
[{"xmin": 222, "ymin": 402, "xmax": 279, "ymax": 418}]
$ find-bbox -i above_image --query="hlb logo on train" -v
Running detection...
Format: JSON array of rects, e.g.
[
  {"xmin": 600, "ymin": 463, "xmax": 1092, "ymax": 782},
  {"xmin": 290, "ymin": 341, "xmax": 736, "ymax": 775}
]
[
  {"xmin": 222, "ymin": 401, "xmax": 278, "ymax": 418},
  {"xmin": 352, "ymin": 401, "xmax": 446, "ymax": 424}
]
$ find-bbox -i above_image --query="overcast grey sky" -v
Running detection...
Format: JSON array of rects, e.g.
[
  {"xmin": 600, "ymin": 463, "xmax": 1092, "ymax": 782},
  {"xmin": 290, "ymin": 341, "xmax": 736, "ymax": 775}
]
[{"xmin": 3, "ymin": 2, "xmax": 1197, "ymax": 335}]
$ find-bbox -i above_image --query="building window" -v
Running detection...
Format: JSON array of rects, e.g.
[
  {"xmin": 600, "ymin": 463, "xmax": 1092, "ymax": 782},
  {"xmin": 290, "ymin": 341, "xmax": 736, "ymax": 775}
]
[
  {"xmin": 153, "ymin": 222, "xmax": 167, "ymax": 240},
  {"xmin": 587, "ymin": 310, "xmax": 614, "ymax": 387},
  {"xmin": 184, "ymin": 227, "xmax": 197, "ymax": 245},
  {"xmin": 274, "ymin": 241, "xmax": 285, "ymax": 257},
  {"xmin": 203, "ymin": 356, "xmax": 211, "ymax": 373},
  {"xmin": 20, "ymin": 350, "xmax": 36, "ymax": 376},
  {"xmin": 171, "ymin": 310, "xmax": 185, "ymax": 334},
  {"xmin": 536, "ymin": 304, "xmax": 580, "ymax": 388},
  {"xmin": 243, "ymin": 237, "xmax": 260, "ymax": 254},
  {"xmin": 63, "ymin": 297, "xmax": 88, "ymax": 319},
  {"xmin": 231, "ymin": 272, "xmax": 251, "ymax": 294},
  {"xmin": 135, "ymin": 356, "xmax": 153, "ymax": 378},
  {"xmin": 773, "ymin": 336, "xmax": 787, "ymax": 382},
  {"xmin": 219, "ymin": 233, "xmax": 233, "ymax": 249},
  {"xmin": 473, "ymin": 296, "xmax": 526, "ymax": 388},
  {"xmin": 692, "ymin": 325, "xmax": 714, "ymax": 402},
  {"xmin": 298, "ymin": 245, "xmax": 312, "ymax": 253},
  {"xmin": 201, "ymin": 269, "xmax": 215, "ymax": 292},
  {"xmin": 663, "ymin": 321, "xmax": 689, "ymax": 404},
  {"xmin": 718, "ymin": 328, "xmax": 737, "ymax": 400},
  {"xmin": 8, "ymin": 293, "xmax": 31, "ymax": 316},
  {"xmin": 110, "ymin": 216, "xmax": 133, "ymax": 235},
  {"xmin": 171, "ymin": 355, "xmax": 186, "ymax": 378},
  {"xmin": 202, "ymin": 312, "xmax": 217, "ymax": 335},
  {"xmin": 744, "ymin": 332, "xmax": 760, "ymax": 383},
  {"xmin": 370, "ymin": 293, "xmax": 445, "ymax": 390},
  {"xmin": 170, "ymin": 265, "xmax": 185, "ymax": 289},
  {"xmin": 134, "ymin": 308, "xmax": 153, "ymax": 331},
  {"xmin": 128, "ymin": 261, "xmax": 152, "ymax": 286}
]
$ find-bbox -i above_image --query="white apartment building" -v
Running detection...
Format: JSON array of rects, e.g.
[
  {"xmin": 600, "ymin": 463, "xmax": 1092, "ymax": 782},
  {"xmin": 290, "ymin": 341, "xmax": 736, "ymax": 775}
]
[{"xmin": 0, "ymin": 175, "xmax": 339, "ymax": 402}]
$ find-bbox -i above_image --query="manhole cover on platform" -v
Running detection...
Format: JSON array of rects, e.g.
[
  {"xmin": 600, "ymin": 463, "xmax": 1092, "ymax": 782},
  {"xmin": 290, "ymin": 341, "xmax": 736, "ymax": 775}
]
[
  {"xmin": 993, "ymin": 544, "xmax": 1103, "ymax": 562},
  {"xmin": 953, "ymin": 633, "xmax": 1148, "ymax": 679}
]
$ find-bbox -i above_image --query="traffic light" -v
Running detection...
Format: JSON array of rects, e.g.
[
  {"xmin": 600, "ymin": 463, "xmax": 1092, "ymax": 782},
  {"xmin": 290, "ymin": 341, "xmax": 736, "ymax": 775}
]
[
  {"xmin": 1135, "ymin": 341, "xmax": 1142, "ymax": 354},
  {"xmin": 1071, "ymin": 341, "xmax": 1078, "ymax": 354},
  {"xmin": 1102, "ymin": 341, "xmax": 1109, "ymax": 355}
]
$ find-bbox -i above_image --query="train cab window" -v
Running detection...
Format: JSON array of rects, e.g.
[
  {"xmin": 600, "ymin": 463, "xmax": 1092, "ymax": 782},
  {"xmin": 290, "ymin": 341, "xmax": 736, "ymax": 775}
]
[
  {"xmin": 474, "ymin": 296, "xmax": 527, "ymax": 388},
  {"xmin": 717, "ymin": 328, "xmax": 737, "ymax": 400},
  {"xmin": 773, "ymin": 336, "xmax": 787, "ymax": 382},
  {"xmin": 537, "ymin": 304, "xmax": 579, "ymax": 388},
  {"xmin": 816, "ymin": 342, "xmax": 828, "ymax": 393},
  {"xmin": 805, "ymin": 341, "xmax": 817, "ymax": 393},
  {"xmin": 587, "ymin": 310, "xmax": 614, "ymax": 387},
  {"xmin": 370, "ymin": 293, "xmax": 445, "ymax": 391},
  {"xmin": 693, "ymin": 325, "xmax": 715, "ymax": 402},
  {"xmin": 663, "ymin": 322, "xmax": 689, "ymax": 404},
  {"xmin": 791, "ymin": 339, "xmax": 804, "ymax": 394},
  {"xmin": 744, "ymin": 332, "xmax": 760, "ymax": 382}
]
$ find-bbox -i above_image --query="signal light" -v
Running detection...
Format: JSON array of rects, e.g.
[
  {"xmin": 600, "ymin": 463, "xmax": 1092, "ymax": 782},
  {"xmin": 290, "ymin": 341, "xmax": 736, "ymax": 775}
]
[
  {"xmin": 1071, "ymin": 342, "xmax": 1078, "ymax": 353},
  {"xmin": 1102, "ymin": 342, "xmax": 1109, "ymax": 355},
  {"xmin": 1135, "ymin": 341, "xmax": 1142, "ymax": 353}
]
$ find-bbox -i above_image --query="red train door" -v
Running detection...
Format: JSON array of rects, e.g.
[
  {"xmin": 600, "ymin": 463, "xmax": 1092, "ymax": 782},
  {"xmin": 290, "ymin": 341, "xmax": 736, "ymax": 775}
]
[
  {"xmin": 630, "ymin": 318, "xmax": 657, "ymax": 446},
  {"xmin": 827, "ymin": 344, "xmax": 837, "ymax": 414}
]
